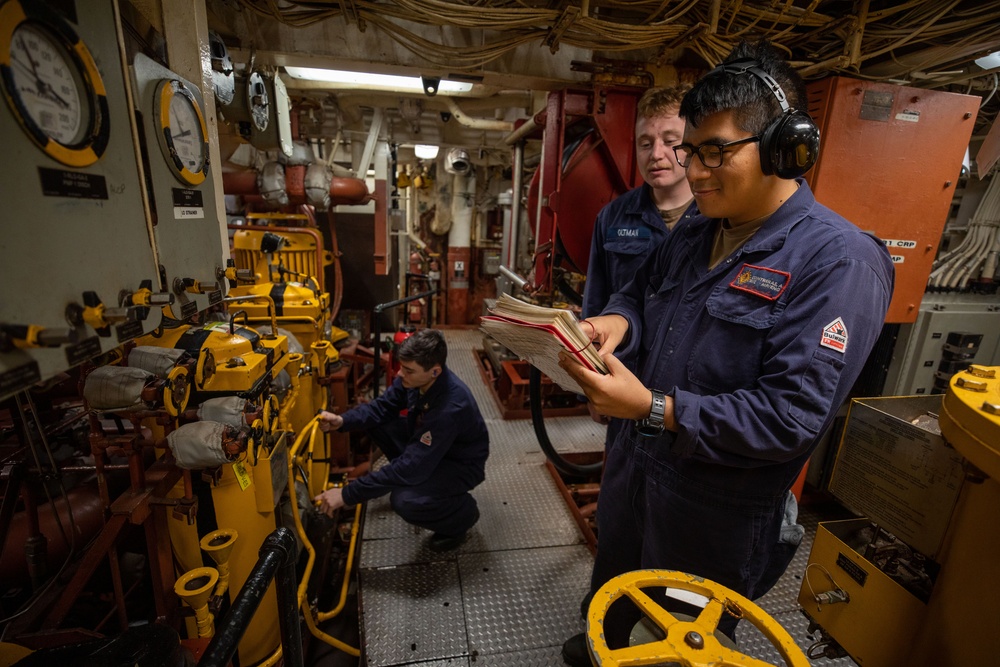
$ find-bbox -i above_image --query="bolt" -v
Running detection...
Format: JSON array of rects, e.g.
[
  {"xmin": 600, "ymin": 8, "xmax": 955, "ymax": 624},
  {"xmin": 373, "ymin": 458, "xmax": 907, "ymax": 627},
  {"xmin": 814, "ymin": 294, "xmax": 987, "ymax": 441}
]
[{"xmin": 684, "ymin": 631, "xmax": 704, "ymax": 649}]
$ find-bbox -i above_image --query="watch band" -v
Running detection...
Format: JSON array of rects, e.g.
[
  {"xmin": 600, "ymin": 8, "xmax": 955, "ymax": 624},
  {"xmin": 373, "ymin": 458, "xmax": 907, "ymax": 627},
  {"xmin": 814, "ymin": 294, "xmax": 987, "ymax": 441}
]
[{"xmin": 636, "ymin": 389, "xmax": 666, "ymax": 437}]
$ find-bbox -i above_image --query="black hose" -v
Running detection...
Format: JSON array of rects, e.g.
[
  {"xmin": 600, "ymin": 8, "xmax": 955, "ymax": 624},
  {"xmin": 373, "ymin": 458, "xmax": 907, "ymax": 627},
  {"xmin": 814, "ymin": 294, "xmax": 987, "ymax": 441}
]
[{"xmin": 529, "ymin": 366, "xmax": 603, "ymax": 477}]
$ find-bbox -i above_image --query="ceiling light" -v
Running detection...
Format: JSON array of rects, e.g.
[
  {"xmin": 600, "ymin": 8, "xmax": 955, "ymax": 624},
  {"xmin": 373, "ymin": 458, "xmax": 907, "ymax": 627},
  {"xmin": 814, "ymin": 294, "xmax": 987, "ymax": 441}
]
[
  {"xmin": 284, "ymin": 67, "xmax": 473, "ymax": 94},
  {"xmin": 975, "ymin": 51, "xmax": 1000, "ymax": 70},
  {"xmin": 414, "ymin": 144, "xmax": 440, "ymax": 160}
]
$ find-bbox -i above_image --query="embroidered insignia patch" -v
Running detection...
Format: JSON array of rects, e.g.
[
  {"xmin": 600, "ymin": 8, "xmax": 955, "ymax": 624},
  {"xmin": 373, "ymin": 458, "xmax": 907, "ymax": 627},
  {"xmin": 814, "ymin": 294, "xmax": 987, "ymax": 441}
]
[
  {"xmin": 821, "ymin": 317, "xmax": 849, "ymax": 353},
  {"xmin": 729, "ymin": 264, "xmax": 790, "ymax": 300},
  {"xmin": 420, "ymin": 431, "xmax": 433, "ymax": 446}
]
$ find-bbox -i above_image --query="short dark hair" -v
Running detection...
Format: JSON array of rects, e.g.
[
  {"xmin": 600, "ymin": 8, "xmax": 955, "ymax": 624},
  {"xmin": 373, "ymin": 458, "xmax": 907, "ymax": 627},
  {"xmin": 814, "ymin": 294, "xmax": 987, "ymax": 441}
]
[
  {"xmin": 679, "ymin": 40, "xmax": 808, "ymax": 136},
  {"xmin": 636, "ymin": 83, "xmax": 692, "ymax": 120},
  {"xmin": 397, "ymin": 329, "xmax": 447, "ymax": 371}
]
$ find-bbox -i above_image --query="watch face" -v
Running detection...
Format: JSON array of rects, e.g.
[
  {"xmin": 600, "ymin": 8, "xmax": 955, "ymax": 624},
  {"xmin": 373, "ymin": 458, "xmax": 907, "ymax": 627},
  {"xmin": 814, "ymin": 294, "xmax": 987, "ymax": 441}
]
[
  {"xmin": 154, "ymin": 79, "xmax": 208, "ymax": 185},
  {"xmin": 0, "ymin": 0, "xmax": 109, "ymax": 166}
]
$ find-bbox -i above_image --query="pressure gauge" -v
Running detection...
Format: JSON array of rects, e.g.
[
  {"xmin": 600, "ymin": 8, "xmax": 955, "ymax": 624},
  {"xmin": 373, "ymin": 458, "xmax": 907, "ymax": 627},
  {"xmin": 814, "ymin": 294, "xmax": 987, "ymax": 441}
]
[
  {"xmin": 153, "ymin": 79, "xmax": 209, "ymax": 186},
  {"xmin": 0, "ymin": 0, "xmax": 109, "ymax": 166}
]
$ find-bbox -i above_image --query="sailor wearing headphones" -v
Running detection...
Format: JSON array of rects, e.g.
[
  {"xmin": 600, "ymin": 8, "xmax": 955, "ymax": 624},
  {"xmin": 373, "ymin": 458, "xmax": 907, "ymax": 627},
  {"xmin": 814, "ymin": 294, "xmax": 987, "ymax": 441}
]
[{"xmin": 559, "ymin": 39, "xmax": 894, "ymax": 663}]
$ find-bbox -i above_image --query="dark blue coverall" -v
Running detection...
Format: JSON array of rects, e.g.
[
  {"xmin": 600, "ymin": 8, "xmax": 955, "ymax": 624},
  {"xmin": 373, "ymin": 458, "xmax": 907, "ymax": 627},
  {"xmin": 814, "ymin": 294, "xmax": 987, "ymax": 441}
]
[
  {"xmin": 582, "ymin": 183, "xmax": 676, "ymax": 319},
  {"xmin": 339, "ymin": 366, "xmax": 489, "ymax": 536},
  {"xmin": 596, "ymin": 181, "xmax": 894, "ymax": 643}
]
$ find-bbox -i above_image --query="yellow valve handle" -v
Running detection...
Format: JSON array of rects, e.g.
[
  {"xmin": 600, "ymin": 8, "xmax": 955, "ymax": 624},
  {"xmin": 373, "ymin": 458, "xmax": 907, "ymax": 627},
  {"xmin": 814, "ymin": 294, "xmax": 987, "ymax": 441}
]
[
  {"xmin": 587, "ymin": 570, "xmax": 810, "ymax": 667},
  {"xmin": 163, "ymin": 366, "xmax": 190, "ymax": 417},
  {"xmin": 248, "ymin": 418, "xmax": 265, "ymax": 465},
  {"xmin": 263, "ymin": 393, "xmax": 280, "ymax": 433}
]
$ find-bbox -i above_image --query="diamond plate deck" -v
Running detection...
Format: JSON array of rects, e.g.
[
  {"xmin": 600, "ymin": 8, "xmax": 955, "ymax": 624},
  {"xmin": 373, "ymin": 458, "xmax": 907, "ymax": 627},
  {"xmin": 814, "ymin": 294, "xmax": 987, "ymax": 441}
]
[
  {"xmin": 459, "ymin": 546, "xmax": 592, "ymax": 656},
  {"xmin": 359, "ymin": 561, "xmax": 468, "ymax": 666}
]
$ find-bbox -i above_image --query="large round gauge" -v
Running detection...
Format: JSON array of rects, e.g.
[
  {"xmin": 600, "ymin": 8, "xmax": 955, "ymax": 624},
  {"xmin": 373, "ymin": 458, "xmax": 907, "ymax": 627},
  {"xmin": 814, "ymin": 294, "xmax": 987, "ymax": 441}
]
[
  {"xmin": 153, "ymin": 79, "xmax": 209, "ymax": 186},
  {"xmin": 0, "ymin": 0, "xmax": 109, "ymax": 167}
]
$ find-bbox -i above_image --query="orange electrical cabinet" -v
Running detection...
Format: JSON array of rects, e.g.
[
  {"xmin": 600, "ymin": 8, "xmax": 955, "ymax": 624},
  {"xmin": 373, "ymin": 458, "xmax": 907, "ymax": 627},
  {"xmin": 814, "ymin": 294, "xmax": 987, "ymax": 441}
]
[{"xmin": 805, "ymin": 77, "xmax": 980, "ymax": 323}]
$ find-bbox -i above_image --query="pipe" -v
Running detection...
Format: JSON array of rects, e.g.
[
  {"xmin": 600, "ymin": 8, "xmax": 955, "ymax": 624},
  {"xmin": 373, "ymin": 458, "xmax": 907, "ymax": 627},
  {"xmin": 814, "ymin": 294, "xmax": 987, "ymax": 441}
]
[
  {"xmin": 283, "ymin": 418, "xmax": 360, "ymax": 657},
  {"xmin": 222, "ymin": 171, "xmax": 370, "ymax": 205},
  {"xmin": 510, "ymin": 142, "xmax": 524, "ymax": 272},
  {"xmin": 442, "ymin": 97, "xmax": 514, "ymax": 132},
  {"xmin": 199, "ymin": 528, "xmax": 304, "ymax": 667},
  {"xmin": 504, "ymin": 114, "xmax": 541, "ymax": 145}
]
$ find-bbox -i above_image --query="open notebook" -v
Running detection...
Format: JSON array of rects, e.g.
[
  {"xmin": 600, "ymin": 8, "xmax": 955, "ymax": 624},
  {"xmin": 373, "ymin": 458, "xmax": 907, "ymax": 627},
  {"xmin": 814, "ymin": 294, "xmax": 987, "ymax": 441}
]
[{"xmin": 480, "ymin": 293, "xmax": 608, "ymax": 393}]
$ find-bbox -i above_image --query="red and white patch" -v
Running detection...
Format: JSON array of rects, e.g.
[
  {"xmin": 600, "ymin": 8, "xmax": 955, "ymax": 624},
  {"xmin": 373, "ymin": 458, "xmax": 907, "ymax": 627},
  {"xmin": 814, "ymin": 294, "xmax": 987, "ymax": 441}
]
[
  {"xmin": 821, "ymin": 317, "xmax": 848, "ymax": 353},
  {"xmin": 419, "ymin": 431, "xmax": 433, "ymax": 446}
]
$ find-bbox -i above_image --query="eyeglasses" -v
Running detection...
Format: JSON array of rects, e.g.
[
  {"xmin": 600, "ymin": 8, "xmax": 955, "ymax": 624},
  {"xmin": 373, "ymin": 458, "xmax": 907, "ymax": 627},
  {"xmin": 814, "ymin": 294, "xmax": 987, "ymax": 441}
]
[{"xmin": 673, "ymin": 136, "xmax": 760, "ymax": 168}]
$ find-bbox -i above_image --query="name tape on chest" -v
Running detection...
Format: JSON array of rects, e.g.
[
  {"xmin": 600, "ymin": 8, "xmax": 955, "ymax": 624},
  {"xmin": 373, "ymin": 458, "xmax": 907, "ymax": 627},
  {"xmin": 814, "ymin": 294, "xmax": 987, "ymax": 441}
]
[
  {"xmin": 608, "ymin": 226, "xmax": 651, "ymax": 240},
  {"xmin": 821, "ymin": 317, "xmax": 849, "ymax": 353},
  {"xmin": 729, "ymin": 264, "xmax": 790, "ymax": 300}
]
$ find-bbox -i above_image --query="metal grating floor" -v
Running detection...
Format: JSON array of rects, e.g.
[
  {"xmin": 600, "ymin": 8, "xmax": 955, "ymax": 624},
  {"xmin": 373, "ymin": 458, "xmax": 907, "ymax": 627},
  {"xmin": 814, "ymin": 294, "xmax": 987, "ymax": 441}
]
[{"xmin": 354, "ymin": 329, "xmax": 858, "ymax": 666}]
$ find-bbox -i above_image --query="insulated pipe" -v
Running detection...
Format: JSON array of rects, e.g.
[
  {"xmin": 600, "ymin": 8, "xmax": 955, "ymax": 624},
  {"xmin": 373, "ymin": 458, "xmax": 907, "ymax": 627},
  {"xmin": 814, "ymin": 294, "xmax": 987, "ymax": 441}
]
[
  {"xmin": 447, "ymin": 172, "xmax": 475, "ymax": 324},
  {"xmin": 442, "ymin": 97, "xmax": 514, "ymax": 132},
  {"xmin": 222, "ymin": 171, "xmax": 371, "ymax": 205}
]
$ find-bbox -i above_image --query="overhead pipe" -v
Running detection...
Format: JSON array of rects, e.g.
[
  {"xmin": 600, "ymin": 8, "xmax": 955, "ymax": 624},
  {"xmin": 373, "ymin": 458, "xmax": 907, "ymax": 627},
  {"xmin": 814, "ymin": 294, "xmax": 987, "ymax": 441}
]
[{"xmin": 222, "ymin": 170, "xmax": 371, "ymax": 206}]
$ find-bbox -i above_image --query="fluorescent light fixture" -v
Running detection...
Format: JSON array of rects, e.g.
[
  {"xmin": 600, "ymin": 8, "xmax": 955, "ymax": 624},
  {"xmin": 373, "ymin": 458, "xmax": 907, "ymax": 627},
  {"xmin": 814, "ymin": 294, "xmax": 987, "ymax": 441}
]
[
  {"xmin": 414, "ymin": 144, "xmax": 440, "ymax": 160},
  {"xmin": 284, "ymin": 67, "xmax": 473, "ymax": 93},
  {"xmin": 975, "ymin": 50, "xmax": 1000, "ymax": 70}
]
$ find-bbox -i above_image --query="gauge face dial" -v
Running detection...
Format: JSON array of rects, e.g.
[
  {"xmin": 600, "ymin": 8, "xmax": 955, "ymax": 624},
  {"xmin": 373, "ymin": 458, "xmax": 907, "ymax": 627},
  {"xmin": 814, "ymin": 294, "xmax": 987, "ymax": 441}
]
[
  {"xmin": 0, "ymin": 0, "xmax": 109, "ymax": 166},
  {"xmin": 9, "ymin": 23, "xmax": 86, "ymax": 144},
  {"xmin": 154, "ymin": 79, "xmax": 209, "ymax": 185},
  {"xmin": 169, "ymin": 89, "xmax": 206, "ymax": 174}
]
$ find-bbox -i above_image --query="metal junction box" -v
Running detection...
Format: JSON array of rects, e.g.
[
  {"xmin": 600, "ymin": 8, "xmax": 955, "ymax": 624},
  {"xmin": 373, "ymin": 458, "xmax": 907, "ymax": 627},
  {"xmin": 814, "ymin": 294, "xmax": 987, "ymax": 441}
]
[
  {"xmin": 799, "ymin": 395, "xmax": 967, "ymax": 667},
  {"xmin": 805, "ymin": 78, "xmax": 980, "ymax": 323}
]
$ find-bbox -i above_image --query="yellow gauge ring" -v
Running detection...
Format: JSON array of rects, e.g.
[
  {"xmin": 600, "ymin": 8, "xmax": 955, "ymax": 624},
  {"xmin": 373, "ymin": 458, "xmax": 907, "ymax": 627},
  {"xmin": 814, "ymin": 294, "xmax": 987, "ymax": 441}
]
[
  {"xmin": 163, "ymin": 366, "xmax": 190, "ymax": 417},
  {"xmin": 154, "ymin": 78, "xmax": 209, "ymax": 185},
  {"xmin": 0, "ymin": 0, "xmax": 110, "ymax": 167},
  {"xmin": 587, "ymin": 570, "xmax": 810, "ymax": 667}
]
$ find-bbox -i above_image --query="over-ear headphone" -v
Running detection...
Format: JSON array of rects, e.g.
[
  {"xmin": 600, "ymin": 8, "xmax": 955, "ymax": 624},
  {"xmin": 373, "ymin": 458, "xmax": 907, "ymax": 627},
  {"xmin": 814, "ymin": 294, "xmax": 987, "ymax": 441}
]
[{"xmin": 710, "ymin": 59, "xmax": 820, "ymax": 179}]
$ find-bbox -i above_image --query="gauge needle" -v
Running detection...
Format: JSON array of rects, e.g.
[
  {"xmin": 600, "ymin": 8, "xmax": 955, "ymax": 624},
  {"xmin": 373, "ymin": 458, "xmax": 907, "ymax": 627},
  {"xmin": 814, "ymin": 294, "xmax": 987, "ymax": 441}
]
[
  {"xmin": 14, "ymin": 36, "xmax": 45, "ymax": 94},
  {"xmin": 40, "ymin": 82, "xmax": 71, "ymax": 108},
  {"xmin": 173, "ymin": 128, "xmax": 192, "ymax": 139}
]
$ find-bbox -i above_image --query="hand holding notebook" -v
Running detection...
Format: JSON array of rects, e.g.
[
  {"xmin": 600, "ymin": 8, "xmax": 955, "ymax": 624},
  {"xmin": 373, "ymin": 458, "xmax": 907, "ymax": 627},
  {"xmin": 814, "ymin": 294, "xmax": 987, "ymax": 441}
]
[{"xmin": 480, "ymin": 294, "xmax": 608, "ymax": 393}]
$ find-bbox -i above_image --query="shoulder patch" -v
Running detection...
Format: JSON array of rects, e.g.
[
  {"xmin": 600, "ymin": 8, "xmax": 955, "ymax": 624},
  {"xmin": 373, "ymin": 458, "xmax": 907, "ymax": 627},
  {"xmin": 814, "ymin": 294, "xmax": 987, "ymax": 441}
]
[
  {"xmin": 419, "ymin": 431, "xmax": 433, "ymax": 446},
  {"xmin": 729, "ymin": 264, "xmax": 790, "ymax": 300},
  {"xmin": 821, "ymin": 317, "xmax": 849, "ymax": 353}
]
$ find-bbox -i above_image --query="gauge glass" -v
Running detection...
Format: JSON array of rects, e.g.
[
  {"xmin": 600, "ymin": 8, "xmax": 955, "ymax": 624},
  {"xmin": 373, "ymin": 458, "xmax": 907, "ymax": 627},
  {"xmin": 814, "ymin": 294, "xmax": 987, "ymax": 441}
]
[
  {"xmin": 8, "ymin": 22, "xmax": 88, "ymax": 145},
  {"xmin": 169, "ymin": 89, "xmax": 206, "ymax": 174}
]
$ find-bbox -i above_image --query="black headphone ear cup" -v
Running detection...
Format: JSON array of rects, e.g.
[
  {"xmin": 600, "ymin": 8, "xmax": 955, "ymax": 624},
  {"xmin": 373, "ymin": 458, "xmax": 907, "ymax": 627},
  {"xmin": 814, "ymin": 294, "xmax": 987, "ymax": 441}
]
[{"xmin": 760, "ymin": 110, "xmax": 820, "ymax": 179}]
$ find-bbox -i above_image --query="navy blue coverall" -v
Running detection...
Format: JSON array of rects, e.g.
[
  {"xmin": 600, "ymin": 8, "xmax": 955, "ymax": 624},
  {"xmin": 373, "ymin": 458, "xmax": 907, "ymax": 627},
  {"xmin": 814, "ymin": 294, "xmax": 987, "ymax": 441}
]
[
  {"xmin": 596, "ymin": 181, "xmax": 894, "ymax": 642},
  {"xmin": 582, "ymin": 183, "xmax": 676, "ymax": 319},
  {"xmin": 338, "ymin": 367, "xmax": 489, "ymax": 536}
]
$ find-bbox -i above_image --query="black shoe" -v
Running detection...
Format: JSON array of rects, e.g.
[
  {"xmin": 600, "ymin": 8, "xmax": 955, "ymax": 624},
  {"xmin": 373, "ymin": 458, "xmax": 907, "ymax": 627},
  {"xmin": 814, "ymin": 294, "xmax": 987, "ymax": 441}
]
[
  {"xmin": 427, "ymin": 531, "xmax": 468, "ymax": 552},
  {"xmin": 561, "ymin": 632, "xmax": 591, "ymax": 667}
]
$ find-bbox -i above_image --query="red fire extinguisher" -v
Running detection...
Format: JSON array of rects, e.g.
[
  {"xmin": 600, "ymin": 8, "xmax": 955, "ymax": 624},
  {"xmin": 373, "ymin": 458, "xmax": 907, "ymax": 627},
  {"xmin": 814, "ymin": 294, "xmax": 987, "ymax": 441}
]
[{"xmin": 388, "ymin": 325, "xmax": 416, "ymax": 383}]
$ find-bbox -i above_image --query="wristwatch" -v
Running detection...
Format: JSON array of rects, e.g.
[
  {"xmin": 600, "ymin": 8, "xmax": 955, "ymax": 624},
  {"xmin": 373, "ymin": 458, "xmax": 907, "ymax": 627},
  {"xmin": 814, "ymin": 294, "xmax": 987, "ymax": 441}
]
[{"xmin": 636, "ymin": 389, "xmax": 666, "ymax": 437}]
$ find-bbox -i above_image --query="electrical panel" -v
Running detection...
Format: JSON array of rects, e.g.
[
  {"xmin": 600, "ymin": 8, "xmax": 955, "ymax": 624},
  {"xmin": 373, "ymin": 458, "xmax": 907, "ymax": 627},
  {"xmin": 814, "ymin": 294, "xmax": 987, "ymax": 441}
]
[
  {"xmin": 132, "ymin": 54, "xmax": 226, "ymax": 318},
  {"xmin": 0, "ymin": 0, "xmax": 162, "ymax": 400},
  {"xmin": 805, "ymin": 77, "xmax": 980, "ymax": 323}
]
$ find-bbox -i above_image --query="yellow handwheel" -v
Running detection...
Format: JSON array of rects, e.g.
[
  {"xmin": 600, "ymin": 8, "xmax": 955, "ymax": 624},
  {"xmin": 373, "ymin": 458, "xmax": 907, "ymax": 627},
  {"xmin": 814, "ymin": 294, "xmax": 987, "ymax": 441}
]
[
  {"xmin": 163, "ymin": 366, "xmax": 190, "ymax": 417},
  {"xmin": 195, "ymin": 347, "xmax": 216, "ymax": 387},
  {"xmin": 587, "ymin": 570, "xmax": 810, "ymax": 667}
]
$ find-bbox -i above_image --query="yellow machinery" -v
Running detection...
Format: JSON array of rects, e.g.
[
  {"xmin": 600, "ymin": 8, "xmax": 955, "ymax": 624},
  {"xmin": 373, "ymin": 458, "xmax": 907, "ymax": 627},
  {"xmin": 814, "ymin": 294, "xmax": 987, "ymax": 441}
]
[
  {"xmin": 587, "ymin": 570, "xmax": 810, "ymax": 667},
  {"xmin": 798, "ymin": 365, "xmax": 1000, "ymax": 666}
]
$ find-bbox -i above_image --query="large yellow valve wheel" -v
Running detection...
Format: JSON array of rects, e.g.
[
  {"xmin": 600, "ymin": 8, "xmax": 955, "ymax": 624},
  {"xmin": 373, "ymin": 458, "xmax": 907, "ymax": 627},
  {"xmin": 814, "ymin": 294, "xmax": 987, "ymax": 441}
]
[{"xmin": 587, "ymin": 570, "xmax": 810, "ymax": 667}]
